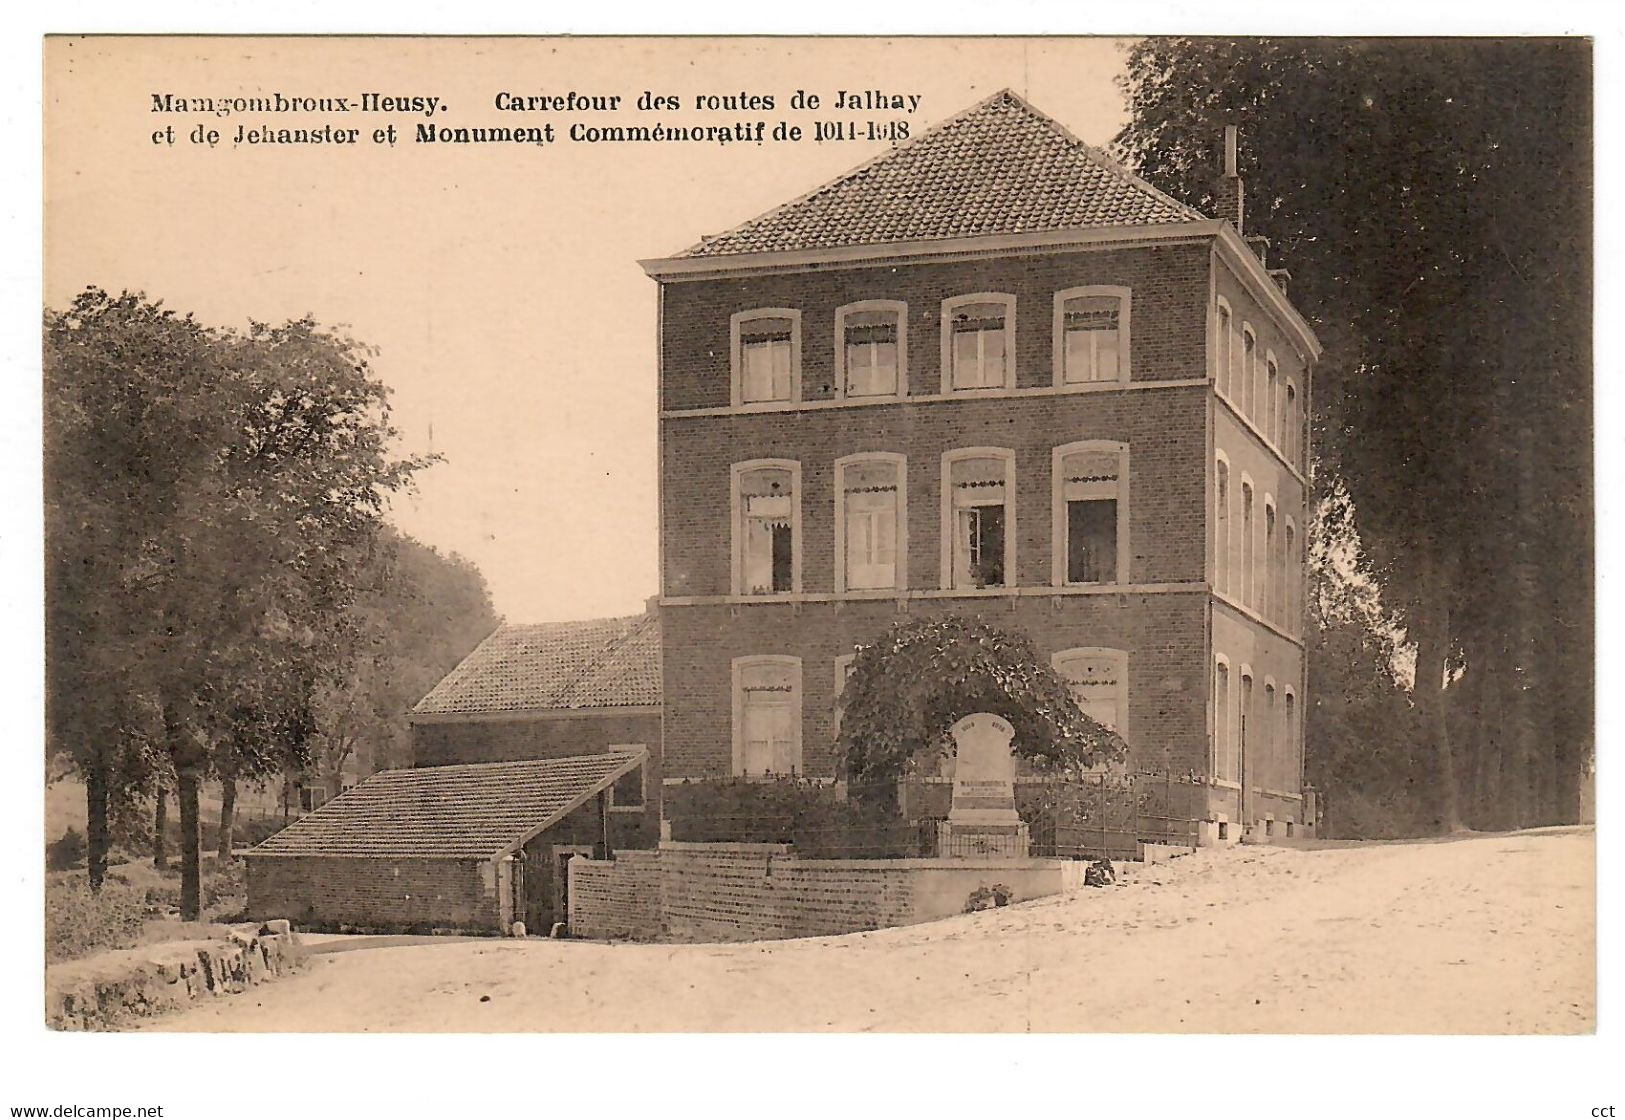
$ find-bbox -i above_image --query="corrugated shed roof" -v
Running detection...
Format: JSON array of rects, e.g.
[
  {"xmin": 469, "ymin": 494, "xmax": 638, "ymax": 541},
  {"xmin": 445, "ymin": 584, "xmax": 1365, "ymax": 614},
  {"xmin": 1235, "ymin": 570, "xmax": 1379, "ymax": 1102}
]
[
  {"xmin": 677, "ymin": 89, "xmax": 1204, "ymax": 258},
  {"xmin": 412, "ymin": 613, "xmax": 660, "ymax": 716},
  {"xmin": 249, "ymin": 752, "xmax": 646, "ymax": 860}
]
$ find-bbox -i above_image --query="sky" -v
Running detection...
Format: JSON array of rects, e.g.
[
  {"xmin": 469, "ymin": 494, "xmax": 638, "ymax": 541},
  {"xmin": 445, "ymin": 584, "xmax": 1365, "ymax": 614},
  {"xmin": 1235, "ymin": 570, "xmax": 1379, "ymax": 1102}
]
[{"xmin": 44, "ymin": 36, "xmax": 1132, "ymax": 623}]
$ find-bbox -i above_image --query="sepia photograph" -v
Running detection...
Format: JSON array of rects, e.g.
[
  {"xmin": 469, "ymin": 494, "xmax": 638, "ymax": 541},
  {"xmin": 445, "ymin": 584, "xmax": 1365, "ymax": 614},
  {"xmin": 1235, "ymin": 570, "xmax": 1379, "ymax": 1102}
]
[{"xmin": 21, "ymin": 24, "xmax": 1604, "ymax": 1115}]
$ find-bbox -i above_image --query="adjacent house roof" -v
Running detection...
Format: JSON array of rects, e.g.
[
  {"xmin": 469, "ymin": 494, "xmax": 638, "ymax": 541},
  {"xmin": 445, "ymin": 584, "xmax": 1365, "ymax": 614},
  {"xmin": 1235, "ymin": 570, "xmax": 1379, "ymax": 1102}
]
[
  {"xmin": 249, "ymin": 751, "xmax": 647, "ymax": 860},
  {"xmin": 412, "ymin": 612, "xmax": 660, "ymax": 717},
  {"xmin": 677, "ymin": 89, "xmax": 1204, "ymax": 259}
]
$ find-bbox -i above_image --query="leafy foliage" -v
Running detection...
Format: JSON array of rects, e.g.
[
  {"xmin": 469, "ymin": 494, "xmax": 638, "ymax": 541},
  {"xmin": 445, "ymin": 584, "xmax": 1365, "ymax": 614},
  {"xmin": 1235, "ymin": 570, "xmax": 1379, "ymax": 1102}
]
[
  {"xmin": 45, "ymin": 288, "xmax": 434, "ymax": 912},
  {"xmin": 1116, "ymin": 38, "xmax": 1591, "ymax": 828},
  {"xmin": 836, "ymin": 617, "xmax": 1125, "ymax": 790}
]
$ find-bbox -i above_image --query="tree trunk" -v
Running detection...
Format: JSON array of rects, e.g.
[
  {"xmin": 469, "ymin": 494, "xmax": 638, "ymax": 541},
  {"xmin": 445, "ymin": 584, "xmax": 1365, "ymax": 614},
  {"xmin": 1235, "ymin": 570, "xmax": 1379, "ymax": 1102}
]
[
  {"xmin": 217, "ymin": 773, "xmax": 236, "ymax": 860},
  {"xmin": 178, "ymin": 766, "xmax": 204, "ymax": 921},
  {"xmin": 85, "ymin": 754, "xmax": 110, "ymax": 891},
  {"xmin": 1413, "ymin": 559, "xmax": 1461, "ymax": 833},
  {"xmin": 153, "ymin": 780, "xmax": 169, "ymax": 870}
]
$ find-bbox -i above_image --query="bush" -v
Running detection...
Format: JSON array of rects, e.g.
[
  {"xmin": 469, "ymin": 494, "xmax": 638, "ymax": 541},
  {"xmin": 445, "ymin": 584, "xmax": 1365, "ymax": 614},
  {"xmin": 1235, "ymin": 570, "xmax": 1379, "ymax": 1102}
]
[
  {"xmin": 46, "ymin": 827, "xmax": 86, "ymax": 872},
  {"xmin": 665, "ymin": 777, "xmax": 924, "ymax": 857},
  {"xmin": 45, "ymin": 876, "xmax": 151, "ymax": 963}
]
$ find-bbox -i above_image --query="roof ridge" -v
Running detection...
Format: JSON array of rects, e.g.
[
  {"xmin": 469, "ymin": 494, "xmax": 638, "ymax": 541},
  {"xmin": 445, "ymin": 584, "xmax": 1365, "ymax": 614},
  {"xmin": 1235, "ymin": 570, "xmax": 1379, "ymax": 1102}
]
[
  {"xmin": 995, "ymin": 89, "xmax": 1206, "ymax": 222},
  {"xmin": 372, "ymin": 751, "xmax": 645, "ymax": 778},
  {"xmin": 673, "ymin": 86, "xmax": 1020, "ymax": 258}
]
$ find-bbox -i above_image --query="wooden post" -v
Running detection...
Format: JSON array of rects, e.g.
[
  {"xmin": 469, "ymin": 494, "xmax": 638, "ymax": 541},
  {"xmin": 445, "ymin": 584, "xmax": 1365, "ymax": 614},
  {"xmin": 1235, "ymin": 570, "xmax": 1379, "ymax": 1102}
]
[{"xmin": 596, "ymin": 789, "xmax": 611, "ymax": 860}]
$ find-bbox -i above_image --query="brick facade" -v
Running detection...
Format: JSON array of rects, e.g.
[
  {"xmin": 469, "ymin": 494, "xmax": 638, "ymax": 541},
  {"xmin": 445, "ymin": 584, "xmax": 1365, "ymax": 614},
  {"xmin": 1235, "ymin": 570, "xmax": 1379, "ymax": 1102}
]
[{"xmin": 246, "ymin": 855, "xmax": 501, "ymax": 932}]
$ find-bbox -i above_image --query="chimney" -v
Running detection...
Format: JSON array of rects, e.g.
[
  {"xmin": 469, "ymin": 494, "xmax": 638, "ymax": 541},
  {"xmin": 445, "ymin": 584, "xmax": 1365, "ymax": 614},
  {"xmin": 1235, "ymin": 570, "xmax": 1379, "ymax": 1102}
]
[
  {"xmin": 1268, "ymin": 268, "xmax": 1292, "ymax": 296},
  {"xmin": 1215, "ymin": 124, "xmax": 1245, "ymax": 236},
  {"xmin": 1246, "ymin": 235, "xmax": 1270, "ymax": 268}
]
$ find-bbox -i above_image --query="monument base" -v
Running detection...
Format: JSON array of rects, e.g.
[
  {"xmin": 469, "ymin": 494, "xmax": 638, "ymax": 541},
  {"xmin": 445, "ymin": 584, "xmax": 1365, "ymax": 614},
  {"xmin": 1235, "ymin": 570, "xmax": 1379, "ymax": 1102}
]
[{"xmin": 937, "ymin": 820, "xmax": 1031, "ymax": 859}]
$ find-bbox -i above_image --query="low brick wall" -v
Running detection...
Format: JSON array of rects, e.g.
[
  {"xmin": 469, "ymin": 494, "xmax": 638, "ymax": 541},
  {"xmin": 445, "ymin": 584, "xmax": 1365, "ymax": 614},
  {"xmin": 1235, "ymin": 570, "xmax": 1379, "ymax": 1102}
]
[
  {"xmin": 568, "ymin": 851, "xmax": 662, "ymax": 940},
  {"xmin": 569, "ymin": 842, "xmax": 1084, "ymax": 943},
  {"xmin": 46, "ymin": 923, "xmax": 304, "ymax": 1031},
  {"xmin": 246, "ymin": 854, "xmax": 501, "ymax": 932}
]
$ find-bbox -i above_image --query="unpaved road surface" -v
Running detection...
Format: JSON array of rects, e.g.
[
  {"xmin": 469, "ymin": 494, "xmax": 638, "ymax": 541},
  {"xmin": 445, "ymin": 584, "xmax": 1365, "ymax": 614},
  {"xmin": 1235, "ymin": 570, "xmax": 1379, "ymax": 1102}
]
[{"xmin": 149, "ymin": 827, "xmax": 1594, "ymax": 1033}]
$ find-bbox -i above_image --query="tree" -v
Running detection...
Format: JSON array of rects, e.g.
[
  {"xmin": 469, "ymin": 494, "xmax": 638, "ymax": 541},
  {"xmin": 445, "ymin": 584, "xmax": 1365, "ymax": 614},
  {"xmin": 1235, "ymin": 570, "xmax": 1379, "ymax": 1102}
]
[
  {"xmin": 836, "ymin": 616, "xmax": 1124, "ymax": 800},
  {"xmin": 1116, "ymin": 38, "xmax": 1591, "ymax": 830},
  {"xmin": 45, "ymin": 289, "xmax": 432, "ymax": 914}
]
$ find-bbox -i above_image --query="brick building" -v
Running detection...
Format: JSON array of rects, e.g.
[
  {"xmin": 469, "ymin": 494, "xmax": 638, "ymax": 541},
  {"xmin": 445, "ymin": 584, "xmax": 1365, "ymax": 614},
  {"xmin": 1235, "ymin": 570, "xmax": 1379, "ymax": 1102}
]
[{"xmin": 639, "ymin": 90, "xmax": 1320, "ymax": 838}]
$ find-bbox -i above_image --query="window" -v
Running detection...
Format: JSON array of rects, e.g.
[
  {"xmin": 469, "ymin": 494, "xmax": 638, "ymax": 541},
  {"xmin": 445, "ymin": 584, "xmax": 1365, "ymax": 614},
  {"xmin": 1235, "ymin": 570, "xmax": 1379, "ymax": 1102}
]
[
  {"xmin": 1264, "ymin": 679, "xmax": 1278, "ymax": 776},
  {"xmin": 1264, "ymin": 496, "xmax": 1278, "ymax": 619},
  {"xmin": 1054, "ymin": 286, "xmax": 1130, "ymax": 385},
  {"xmin": 1285, "ymin": 380, "xmax": 1300, "ymax": 465},
  {"xmin": 297, "ymin": 784, "xmax": 327, "ymax": 813},
  {"xmin": 942, "ymin": 294, "xmax": 1015, "ymax": 392},
  {"xmin": 1241, "ymin": 324, "xmax": 1257, "ymax": 418},
  {"xmin": 731, "ymin": 309, "xmax": 801, "ymax": 406},
  {"xmin": 1053, "ymin": 648, "xmax": 1129, "ymax": 740},
  {"xmin": 1051, "ymin": 441, "xmax": 1128, "ymax": 586},
  {"xmin": 833, "ymin": 653, "xmax": 857, "ymax": 730},
  {"xmin": 732, "ymin": 656, "xmax": 802, "ymax": 776},
  {"xmin": 942, "ymin": 449, "xmax": 1016, "ymax": 589},
  {"xmin": 1240, "ymin": 669, "xmax": 1255, "ymax": 778},
  {"xmin": 835, "ymin": 301, "xmax": 906, "ymax": 399},
  {"xmin": 1215, "ymin": 453, "xmax": 1232, "ymax": 595},
  {"xmin": 1284, "ymin": 517, "xmax": 1298, "ymax": 629},
  {"xmin": 1285, "ymin": 687, "xmax": 1298, "ymax": 770},
  {"xmin": 1266, "ymin": 353, "xmax": 1280, "ymax": 445},
  {"xmin": 1240, "ymin": 476, "xmax": 1256, "ymax": 608},
  {"xmin": 732, "ymin": 461, "xmax": 800, "ymax": 596},
  {"xmin": 836, "ymin": 454, "xmax": 906, "ymax": 592},
  {"xmin": 1214, "ymin": 656, "xmax": 1235, "ymax": 781},
  {"xmin": 1215, "ymin": 297, "xmax": 1234, "ymax": 398}
]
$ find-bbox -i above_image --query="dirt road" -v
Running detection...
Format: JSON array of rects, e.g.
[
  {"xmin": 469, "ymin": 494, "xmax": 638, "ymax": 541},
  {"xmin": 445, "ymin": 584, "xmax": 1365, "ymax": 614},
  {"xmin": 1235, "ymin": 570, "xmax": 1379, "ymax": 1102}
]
[{"xmin": 149, "ymin": 827, "xmax": 1594, "ymax": 1033}]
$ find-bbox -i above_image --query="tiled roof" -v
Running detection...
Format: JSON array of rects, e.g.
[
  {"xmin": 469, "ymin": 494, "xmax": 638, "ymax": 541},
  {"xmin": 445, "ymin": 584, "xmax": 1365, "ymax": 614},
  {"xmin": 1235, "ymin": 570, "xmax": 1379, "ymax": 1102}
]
[
  {"xmin": 678, "ymin": 89, "xmax": 1204, "ymax": 258},
  {"xmin": 412, "ymin": 613, "xmax": 660, "ymax": 716},
  {"xmin": 250, "ymin": 752, "xmax": 646, "ymax": 859}
]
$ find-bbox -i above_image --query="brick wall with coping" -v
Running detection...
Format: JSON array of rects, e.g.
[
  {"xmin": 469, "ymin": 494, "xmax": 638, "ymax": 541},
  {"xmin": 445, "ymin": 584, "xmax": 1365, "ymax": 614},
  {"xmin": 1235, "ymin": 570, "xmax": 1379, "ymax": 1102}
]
[
  {"xmin": 566, "ymin": 849, "xmax": 663, "ymax": 940},
  {"xmin": 569, "ymin": 842, "xmax": 1085, "ymax": 942}
]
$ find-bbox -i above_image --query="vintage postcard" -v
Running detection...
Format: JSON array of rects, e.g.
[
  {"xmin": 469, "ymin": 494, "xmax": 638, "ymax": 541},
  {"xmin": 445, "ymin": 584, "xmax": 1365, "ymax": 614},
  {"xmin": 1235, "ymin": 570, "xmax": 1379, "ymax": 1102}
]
[{"xmin": 34, "ymin": 29, "xmax": 1597, "ymax": 1113}]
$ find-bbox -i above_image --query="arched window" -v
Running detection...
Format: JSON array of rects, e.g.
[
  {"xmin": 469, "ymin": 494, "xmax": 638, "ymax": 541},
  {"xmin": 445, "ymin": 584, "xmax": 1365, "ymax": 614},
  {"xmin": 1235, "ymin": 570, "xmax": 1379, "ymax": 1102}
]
[
  {"xmin": 833, "ymin": 652, "xmax": 857, "ymax": 731},
  {"xmin": 1264, "ymin": 495, "xmax": 1278, "ymax": 620},
  {"xmin": 942, "ymin": 293, "xmax": 1016, "ymax": 392},
  {"xmin": 1285, "ymin": 686, "xmax": 1298, "ymax": 770},
  {"xmin": 1053, "ymin": 647, "xmax": 1129, "ymax": 742},
  {"xmin": 1285, "ymin": 379, "xmax": 1300, "ymax": 465},
  {"xmin": 732, "ymin": 460, "xmax": 800, "ymax": 596},
  {"xmin": 1241, "ymin": 324, "xmax": 1258, "ymax": 418},
  {"xmin": 835, "ymin": 453, "xmax": 907, "ymax": 592},
  {"xmin": 732, "ymin": 656, "xmax": 803, "ymax": 776},
  {"xmin": 1215, "ymin": 296, "xmax": 1234, "ymax": 398},
  {"xmin": 1285, "ymin": 516, "xmax": 1298, "ymax": 630},
  {"xmin": 1215, "ymin": 453, "xmax": 1232, "ymax": 595},
  {"xmin": 1214, "ymin": 654, "xmax": 1234, "ymax": 781},
  {"xmin": 1264, "ymin": 679, "xmax": 1278, "ymax": 780},
  {"xmin": 1240, "ymin": 475, "xmax": 1256, "ymax": 608},
  {"xmin": 942, "ymin": 448, "xmax": 1016, "ymax": 589},
  {"xmin": 1266, "ymin": 352, "xmax": 1280, "ymax": 447},
  {"xmin": 731, "ymin": 309, "xmax": 801, "ymax": 406},
  {"xmin": 1240, "ymin": 667, "xmax": 1255, "ymax": 783},
  {"xmin": 835, "ymin": 300, "xmax": 906, "ymax": 400},
  {"xmin": 1051, "ymin": 441, "xmax": 1129, "ymax": 586},
  {"xmin": 1054, "ymin": 285, "xmax": 1130, "ymax": 385}
]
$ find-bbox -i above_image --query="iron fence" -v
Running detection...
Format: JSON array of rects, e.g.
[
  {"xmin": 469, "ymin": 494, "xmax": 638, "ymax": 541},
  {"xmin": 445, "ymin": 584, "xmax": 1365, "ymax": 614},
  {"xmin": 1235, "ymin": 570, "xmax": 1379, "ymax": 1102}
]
[{"xmin": 664, "ymin": 770, "xmax": 1205, "ymax": 862}]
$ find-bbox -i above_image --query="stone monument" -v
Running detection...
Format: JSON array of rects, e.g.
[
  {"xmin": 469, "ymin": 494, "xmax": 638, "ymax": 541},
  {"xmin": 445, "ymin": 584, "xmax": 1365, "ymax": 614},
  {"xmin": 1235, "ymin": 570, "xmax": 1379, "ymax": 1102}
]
[{"xmin": 937, "ymin": 712, "xmax": 1030, "ymax": 858}]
